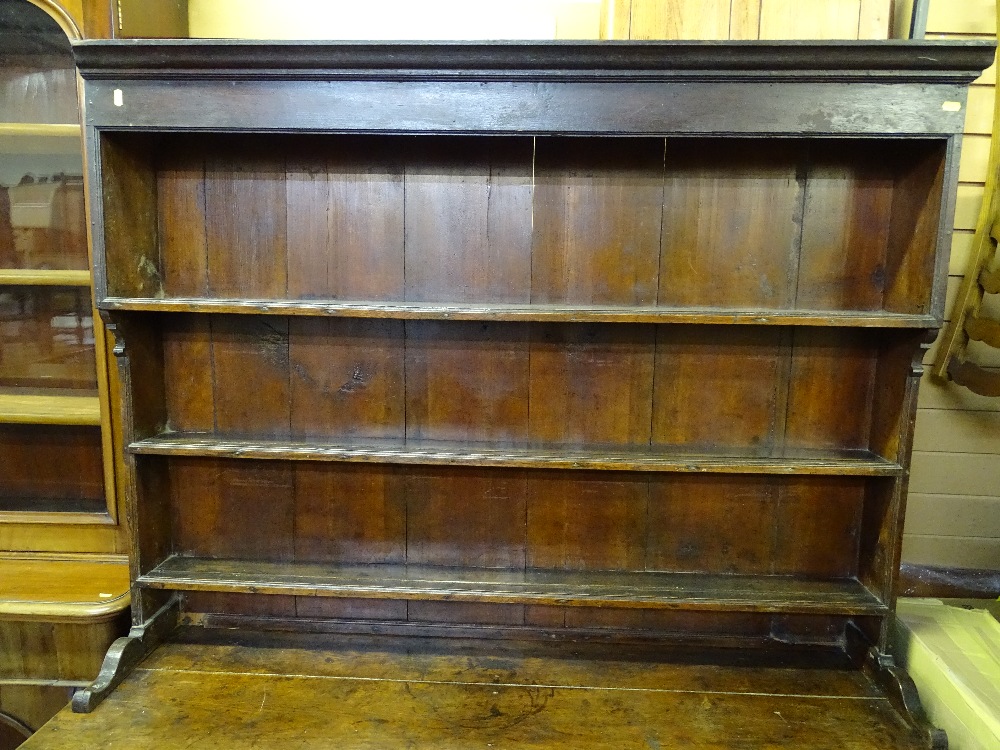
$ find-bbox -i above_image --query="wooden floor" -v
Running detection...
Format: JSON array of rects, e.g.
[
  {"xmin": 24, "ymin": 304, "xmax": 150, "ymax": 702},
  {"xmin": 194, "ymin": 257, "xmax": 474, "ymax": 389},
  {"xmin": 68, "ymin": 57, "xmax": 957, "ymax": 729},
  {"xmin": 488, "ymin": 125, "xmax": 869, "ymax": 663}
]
[{"xmin": 21, "ymin": 629, "xmax": 933, "ymax": 749}]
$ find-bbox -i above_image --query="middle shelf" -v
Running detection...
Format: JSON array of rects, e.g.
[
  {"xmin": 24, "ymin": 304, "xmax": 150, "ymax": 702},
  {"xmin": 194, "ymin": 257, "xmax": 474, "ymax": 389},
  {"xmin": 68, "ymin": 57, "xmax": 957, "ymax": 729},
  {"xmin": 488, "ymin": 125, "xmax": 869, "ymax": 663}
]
[
  {"xmin": 130, "ymin": 434, "xmax": 901, "ymax": 475},
  {"xmin": 123, "ymin": 315, "xmax": 918, "ymax": 469}
]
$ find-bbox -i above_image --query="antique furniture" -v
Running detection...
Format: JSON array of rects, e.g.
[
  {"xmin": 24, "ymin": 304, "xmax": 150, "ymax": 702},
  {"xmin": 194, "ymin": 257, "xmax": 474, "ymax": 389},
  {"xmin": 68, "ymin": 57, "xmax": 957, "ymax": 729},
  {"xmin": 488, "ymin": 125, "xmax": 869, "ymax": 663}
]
[
  {"xmin": 26, "ymin": 38, "xmax": 995, "ymax": 748},
  {"xmin": 0, "ymin": 2, "xmax": 128, "ymax": 746}
]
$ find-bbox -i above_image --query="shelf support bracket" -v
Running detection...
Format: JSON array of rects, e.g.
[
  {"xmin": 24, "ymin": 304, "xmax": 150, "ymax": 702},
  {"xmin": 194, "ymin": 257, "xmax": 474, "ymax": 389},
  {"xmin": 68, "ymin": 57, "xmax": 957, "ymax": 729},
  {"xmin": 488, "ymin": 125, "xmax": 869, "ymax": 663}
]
[
  {"xmin": 71, "ymin": 595, "xmax": 180, "ymax": 713},
  {"xmin": 846, "ymin": 622, "xmax": 947, "ymax": 749}
]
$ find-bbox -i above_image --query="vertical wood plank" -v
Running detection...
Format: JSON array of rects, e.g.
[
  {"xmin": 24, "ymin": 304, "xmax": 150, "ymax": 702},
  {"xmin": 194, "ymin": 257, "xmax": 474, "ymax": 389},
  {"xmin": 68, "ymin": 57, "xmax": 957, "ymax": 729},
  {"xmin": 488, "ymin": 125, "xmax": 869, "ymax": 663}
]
[
  {"xmin": 404, "ymin": 138, "xmax": 533, "ymax": 304},
  {"xmin": 646, "ymin": 475, "xmax": 778, "ymax": 574},
  {"xmin": 784, "ymin": 330, "xmax": 877, "ymax": 451},
  {"xmin": 287, "ymin": 136, "xmax": 405, "ymax": 300},
  {"xmin": 293, "ymin": 464, "xmax": 405, "ymax": 564},
  {"xmin": 758, "ymin": 0, "xmax": 862, "ymax": 39},
  {"xmin": 170, "ymin": 458, "xmax": 295, "ymax": 562},
  {"xmin": 883, "ymin": 142, "xmax": 945, "ymax": 315},
  {"xmin": 532, "ymin": 137, "xmax": 664, "ymax": 305},
  {"xmin": 600, "ymin": 0, "xmax": 632, "ymax": 39},
  {"xmin": 157, "ymin": 142, "xmax": 207, "ymax": 297},
  {"xmin": 529, "ymin": 324, "xmax": 654, "ymax": 446},
  {"xmin": 797, "ymin": 142, "xmax": 896, "ymax": 312},
  {"xmin": 628, "ymin": 0, "xmax": 731, "ymax": 39},
  {"xmin": 162, "ymin": 315, "xmax": 214, "ymax": 433},
  {"xmin": 99, "ymin": 136, "xmax": 161, "ymax": 297},
  {"xmin": 289, "ymin": 318, "xmax": 404, "ymax": 440},
  {"xmin": 406, "ymin": 467, "xmax": 527, "ymax": 569},
  {"xmin": 659, "ymin": 140, "xmax": 804, "ymax": 309},
  {"xmin": 205, "ymin": 138, "xmax": 287, "ymax": 298},
  {"xmin": 527, "ymin": 471, "xmax": 647, "ymax": 571},
  {"xmin": 212, "ymin": 316, "xmax": 290, "ymax": 439},
  {"xmin": 730, "ymin": 0, "xmax": 763, "ymax": 39},
  {"xmin": 406, "ymin": 321, "xmax": 530, "ymax": 444},
  {"xmin": 652, "ymin": 326, "xmax": 785, "ymax": 453},
  {"xmin": 858, "ymin": 0, "xmax": 892, "ymax": 39},
  {"xmin": 773, "ymin": 478, "xmax": 865, "ymax": 578}
]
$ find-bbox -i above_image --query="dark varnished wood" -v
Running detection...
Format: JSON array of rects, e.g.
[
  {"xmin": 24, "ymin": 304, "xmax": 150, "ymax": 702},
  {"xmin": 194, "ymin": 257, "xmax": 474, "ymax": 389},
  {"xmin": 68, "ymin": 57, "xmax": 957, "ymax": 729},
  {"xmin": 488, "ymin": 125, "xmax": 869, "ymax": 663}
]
[
  {"xmin": 70, "ymin": 39, "xmax": 992, "ymax": 744},
  {"xmin": 138, "ymin": 556, "xmax": 887, "ymax": 616},
  {"xmin": 95, "ymin": 133, "xmax": 954, "ymax": 322},
  {"xmin": 99, "ymin": 297, "xmax": 942, "ymax": 326},
  {"xmin": 129, "ymin": 435, "xmax": 902, "ymax": 475},
  {"xmin": 29, "ymin": 631, "xmax": 937, "ymax": 750}
]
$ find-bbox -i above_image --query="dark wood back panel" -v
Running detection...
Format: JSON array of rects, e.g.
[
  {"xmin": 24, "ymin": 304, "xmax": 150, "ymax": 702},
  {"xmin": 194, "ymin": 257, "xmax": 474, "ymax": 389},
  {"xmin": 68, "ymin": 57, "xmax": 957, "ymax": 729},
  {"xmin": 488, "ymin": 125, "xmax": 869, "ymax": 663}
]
[
  {"xmin": 159, "ymin": 315, "xmax": 896, "ymax": 455},
  {"xmin": 101, "ymin": 134, "xmax": 946, "ymax": 318},
  {"xmin": 167, "ymin": 455, "xmax": 870, "ymax": 580}
]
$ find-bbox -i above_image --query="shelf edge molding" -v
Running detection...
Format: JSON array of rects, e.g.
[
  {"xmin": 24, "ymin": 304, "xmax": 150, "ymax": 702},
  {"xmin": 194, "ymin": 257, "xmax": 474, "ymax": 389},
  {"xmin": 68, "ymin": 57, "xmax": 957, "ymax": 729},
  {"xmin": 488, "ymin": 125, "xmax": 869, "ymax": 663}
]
[
  {"xmin": 0, "ymin": 269, "xmax": 92, "ymax": 287},
  {"xmin": 139, "ymin": 556, "xmax": 889, "ymax": 616},
  {"xmin": 101, "ymin": 297, "xmax": 940, "ymax": 328},
  {"xmin": 129, "ymin": 435, "xmax": 903, "ymax": 476},
  {"xmin": 0, "ymin": 393, "xmax": 101, "ymax": 425}
]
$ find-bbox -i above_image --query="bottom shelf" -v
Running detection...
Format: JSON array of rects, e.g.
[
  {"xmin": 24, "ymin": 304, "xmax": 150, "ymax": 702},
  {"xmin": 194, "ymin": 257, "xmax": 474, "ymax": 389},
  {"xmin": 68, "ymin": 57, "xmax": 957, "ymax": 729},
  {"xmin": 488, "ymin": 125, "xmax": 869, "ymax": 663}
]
[
  {"xmin": 139, "ymin": 555, "xmax": 888, "ymax": 616},
  {"xmin": 22, "ymin": 627, "xmax": 938, "ymax": 750}
]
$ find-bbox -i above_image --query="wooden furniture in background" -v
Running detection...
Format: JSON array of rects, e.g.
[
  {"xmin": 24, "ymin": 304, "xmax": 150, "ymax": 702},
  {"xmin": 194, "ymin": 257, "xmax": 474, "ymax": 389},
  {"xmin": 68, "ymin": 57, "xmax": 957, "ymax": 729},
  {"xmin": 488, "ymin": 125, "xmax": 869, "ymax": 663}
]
[
  {"xmin": 40, "ymin": 38, "xmax": 992, "ymax": 748},
  {"xmin": 0, "ymin": 2, "xmax": 128, "ymax": 746}
]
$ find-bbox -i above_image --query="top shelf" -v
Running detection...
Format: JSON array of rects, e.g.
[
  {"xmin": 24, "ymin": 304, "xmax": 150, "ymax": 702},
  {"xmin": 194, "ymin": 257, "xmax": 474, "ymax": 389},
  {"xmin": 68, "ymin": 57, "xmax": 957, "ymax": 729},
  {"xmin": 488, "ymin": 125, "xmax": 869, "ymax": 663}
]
[{"xmin": 101, "ymin": 297, "xmax": 938, "ymax": 328}]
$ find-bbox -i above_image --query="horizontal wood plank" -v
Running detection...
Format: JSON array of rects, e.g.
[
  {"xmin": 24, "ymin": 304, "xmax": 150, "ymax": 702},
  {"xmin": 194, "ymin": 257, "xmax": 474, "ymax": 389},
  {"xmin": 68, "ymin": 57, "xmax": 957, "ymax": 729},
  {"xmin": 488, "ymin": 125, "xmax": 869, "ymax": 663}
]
[
  {"xmin": 912, "ymin": 407, "xmax": 1000, "ymax": 453},
  {"xmin": 21, "ymin": 630, "xmax": 934, "ymax": 750},
  {"xmin": 100, "ymin": 297, "xmax": 939, "ymax": 327},
  {"xmin": 904, "ymin": 493, "xmax": 1000, "ymax": 537},
  {"xmin": 917, "ymin": 370, "xmax": 1000, "ymax": 411},
  {"xmin": 139, "ymin": 555, "xmax": 887, "ymax": 615},
  {"xmin": 0, "ymin": 394, "xmax": 101, "ymax": 426},
  {"xmin": 0, "ymin": 554, "xmax": 129, "ymax": 622},
  {"xmin": 130, "ymin": 435, "xmax": 903, "ymax": 476},
  {"xmin": 0, "ymin": 269, "xmax": 91, "ymax": 287},
  {"xmin": 909, "ymin": 450, "xmax": 1000, "ymax": 495},
  {"xmin": 949, "ymin": 230, "xmax": 974, "ymax": 274},
  {"xmin": 926, "ymin": 0, "xmax": 995, "ymax": 35},
  {"xmin": 0, "ymin": 123, "xmax": 80, "ymax": 137},
  {"xmin": 900, "ymin": 534, "xmax": 1000, "ymax": 568}
]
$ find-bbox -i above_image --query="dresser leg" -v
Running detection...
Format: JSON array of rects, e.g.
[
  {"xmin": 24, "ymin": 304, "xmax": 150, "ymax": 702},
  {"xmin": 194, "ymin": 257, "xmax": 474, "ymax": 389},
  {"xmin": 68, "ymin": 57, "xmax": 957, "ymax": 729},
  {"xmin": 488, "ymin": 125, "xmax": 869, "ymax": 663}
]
[{"xmin": 72, "ymin": 597, "xmax": 179, "ymax": 714}]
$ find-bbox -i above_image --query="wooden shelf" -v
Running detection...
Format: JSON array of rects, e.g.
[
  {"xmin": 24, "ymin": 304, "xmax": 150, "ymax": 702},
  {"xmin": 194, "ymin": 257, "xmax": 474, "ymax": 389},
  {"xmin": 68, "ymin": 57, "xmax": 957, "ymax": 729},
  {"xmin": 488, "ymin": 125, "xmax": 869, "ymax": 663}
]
[
  {"xmin": 0, "ymin": 553, "xmax": 129, "ymax": 622},
  {"xmin": 0, "ymin": 393, "xmax": 101, "ymax": 426},
  {"xmin": 129, "ymin": 434, "xmax": 903, "ymax": 476},
  {"xmin": 139, "ymin": 555, "xmax": 889, "ymax": 616},
  {"xmin": 102, "ymin": 296, "xmax": 938, "ymax": 328},
  {"xmin": 0, "ymin": 123, "xmax": 81, "ymax": 137},
  {"xmin": 0, "ymin": 122, "xmax": 82, "ymax": 156},
  {"xmin": 0, "ymin": 268, "xmax": 92, "ymax": 287}
]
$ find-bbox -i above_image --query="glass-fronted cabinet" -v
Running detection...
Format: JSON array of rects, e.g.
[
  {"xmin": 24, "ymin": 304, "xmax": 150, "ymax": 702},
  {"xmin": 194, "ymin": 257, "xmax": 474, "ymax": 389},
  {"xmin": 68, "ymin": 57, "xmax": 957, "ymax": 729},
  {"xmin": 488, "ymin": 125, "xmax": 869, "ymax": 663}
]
[{"xmin": 0, "ymin": 0, "xmax": 120, "ymax": 546}]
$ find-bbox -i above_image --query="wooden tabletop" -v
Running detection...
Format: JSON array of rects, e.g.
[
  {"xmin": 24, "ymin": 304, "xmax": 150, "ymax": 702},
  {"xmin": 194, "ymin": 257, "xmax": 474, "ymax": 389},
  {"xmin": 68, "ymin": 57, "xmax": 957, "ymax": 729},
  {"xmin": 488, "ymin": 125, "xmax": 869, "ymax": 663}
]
[
  {"xmin": 0, "ymin": 554, "xmax": 130, "ymax": 622},
  {"xmin": 23, "ymin": 629, "xmax": 932, "ymax": 749}
]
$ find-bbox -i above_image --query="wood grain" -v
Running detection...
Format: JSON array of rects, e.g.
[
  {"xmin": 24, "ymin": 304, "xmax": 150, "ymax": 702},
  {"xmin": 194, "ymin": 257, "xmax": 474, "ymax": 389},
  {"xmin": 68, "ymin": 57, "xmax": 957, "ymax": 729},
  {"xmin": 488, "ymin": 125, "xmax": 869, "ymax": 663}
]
[
  {"xmin": 404, "ymin": 137, "xmax": 532, "ymax": 304},
  {"xmin": 289, "ymin": 318, "xmax": 404, "ymax": 440},
  {"xmin": 204, "ymin": 138, "xmax": 287, "ymax": 299},
  {"xmin": 532, "ymin": 138, "xmax": 664, "ymax": 306},
  {"xmin": 139, "ymin": 556, "xmax": 887, "ymax": 614},
  {"xmin": 659, "ymin": 140, "xmax": 804, "ymax": 309},
  {"xmin": 406, "ymin": 321, "xmax": 529, "ymax": 443},
  {"xmin": 19, "ymin": 632, "xmax": 934, "ymax": 750}
]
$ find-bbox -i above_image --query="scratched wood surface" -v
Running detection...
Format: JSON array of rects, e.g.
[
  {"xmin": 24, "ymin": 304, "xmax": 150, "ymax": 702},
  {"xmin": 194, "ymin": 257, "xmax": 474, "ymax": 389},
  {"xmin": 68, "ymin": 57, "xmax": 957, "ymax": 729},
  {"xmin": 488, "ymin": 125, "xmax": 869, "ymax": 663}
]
[{"xmin": 21, "ymin": 632, "xmax": 930, "ymax": 749}]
